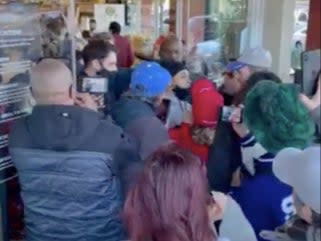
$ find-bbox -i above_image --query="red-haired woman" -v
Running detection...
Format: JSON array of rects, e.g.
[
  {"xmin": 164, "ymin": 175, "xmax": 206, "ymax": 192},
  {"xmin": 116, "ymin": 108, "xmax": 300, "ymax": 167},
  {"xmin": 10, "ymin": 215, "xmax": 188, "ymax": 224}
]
[{"xmin": 123, "ymin": 144, "xmax": 257, "ymax": 241}]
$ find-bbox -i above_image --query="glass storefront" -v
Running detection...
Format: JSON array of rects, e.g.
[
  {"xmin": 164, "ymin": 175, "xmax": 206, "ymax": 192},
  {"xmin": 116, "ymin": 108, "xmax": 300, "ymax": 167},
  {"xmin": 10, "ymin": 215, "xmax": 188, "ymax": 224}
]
[
  {"xmin": 206, "ymin": 0, "xmax": 249, "ymax": 59},
  {"xmin": 125, "ymin": 0, "xmax": 184, "ymax": 58},
  {"xmin": 185, "ymin": 0, "xmax": 249, "ymax": 83},
  {"xmin": 125, "ymin": 0, "xmax": 182, "ymax": 38}
]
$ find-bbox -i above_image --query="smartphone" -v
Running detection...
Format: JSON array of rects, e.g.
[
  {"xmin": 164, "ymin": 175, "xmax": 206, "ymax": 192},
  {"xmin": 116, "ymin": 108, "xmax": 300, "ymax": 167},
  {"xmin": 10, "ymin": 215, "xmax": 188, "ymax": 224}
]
[
  {"xmin": 220, "ymin": 106, "xmax": 243, "ymax": 123},
  {"xmin": 301, "ymin": 49, "xmax": 320, "ymax": 97},
  {"xmin": 80, "ymin": 77, "xmax": 108, "ymax": 94}
]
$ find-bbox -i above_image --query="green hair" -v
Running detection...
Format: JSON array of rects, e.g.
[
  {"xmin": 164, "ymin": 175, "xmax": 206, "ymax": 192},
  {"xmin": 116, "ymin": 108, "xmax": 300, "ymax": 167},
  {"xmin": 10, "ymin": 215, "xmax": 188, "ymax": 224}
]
[{"xmin": 244, "ymin": 80, "xmax": 315, "ymax": 154}]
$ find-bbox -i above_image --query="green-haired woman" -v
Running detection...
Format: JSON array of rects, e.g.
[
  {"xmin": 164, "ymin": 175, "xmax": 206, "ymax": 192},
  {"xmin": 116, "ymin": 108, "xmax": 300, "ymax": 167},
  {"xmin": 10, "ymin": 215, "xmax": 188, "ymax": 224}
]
[{"xmin": 230, "ymin": 80, "xmax": 315, "ymax": 241}]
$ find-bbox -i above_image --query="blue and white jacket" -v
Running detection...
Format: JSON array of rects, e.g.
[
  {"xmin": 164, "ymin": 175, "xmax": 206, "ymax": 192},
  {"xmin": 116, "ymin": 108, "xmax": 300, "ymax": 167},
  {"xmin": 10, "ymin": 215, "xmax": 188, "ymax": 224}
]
[{"xmin": 231, "ymin": 133, "xmax": 295, "ymax": 241}]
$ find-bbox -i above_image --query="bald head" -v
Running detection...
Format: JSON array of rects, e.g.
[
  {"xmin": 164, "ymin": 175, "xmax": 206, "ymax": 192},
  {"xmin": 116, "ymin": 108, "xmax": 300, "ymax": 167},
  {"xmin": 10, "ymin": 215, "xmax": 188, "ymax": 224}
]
[
  {"xmin": 31, "ymin": 59, "xmax": 74, "ymax": 105},
  {"xmin": 159, "ymin": 36, "xmax": 183, "ymax": 62}
]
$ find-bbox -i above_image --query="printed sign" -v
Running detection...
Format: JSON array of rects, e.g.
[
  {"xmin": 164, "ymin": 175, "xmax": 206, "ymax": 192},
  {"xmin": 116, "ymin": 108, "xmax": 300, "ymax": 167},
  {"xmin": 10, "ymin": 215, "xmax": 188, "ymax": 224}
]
[
  {"xmin": 0, "ymin": 2, "xmax": 75, "ymax": 240},
  {"xmin": 94, "ymin": 4, "xmax": 125, "ymax": 32},
  {"xmin": 0, "ymin": 2, "xmax": 39, "ymax": 185}
]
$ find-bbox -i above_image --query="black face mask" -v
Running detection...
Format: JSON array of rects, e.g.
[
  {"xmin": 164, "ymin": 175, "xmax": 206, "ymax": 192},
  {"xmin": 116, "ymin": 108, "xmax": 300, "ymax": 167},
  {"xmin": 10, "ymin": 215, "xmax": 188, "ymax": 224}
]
[{"xmin": 99, "ymin": 69, "xmax": 118, "ymax": 79}]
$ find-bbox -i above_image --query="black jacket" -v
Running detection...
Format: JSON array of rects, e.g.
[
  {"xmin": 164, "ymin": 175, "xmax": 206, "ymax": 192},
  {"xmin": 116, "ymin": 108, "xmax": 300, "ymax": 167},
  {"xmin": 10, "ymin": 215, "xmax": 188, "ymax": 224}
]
[{"xmin": 207, "ymin": 121, "xmax": 242, "ymax": 193}]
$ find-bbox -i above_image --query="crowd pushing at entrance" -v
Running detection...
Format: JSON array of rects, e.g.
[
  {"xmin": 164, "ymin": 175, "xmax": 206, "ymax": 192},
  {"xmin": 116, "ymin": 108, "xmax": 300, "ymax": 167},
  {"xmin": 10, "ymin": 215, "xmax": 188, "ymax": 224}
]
[{"xmin": 7, "ymin": 20, "xmax": 321, "ymax": 241}]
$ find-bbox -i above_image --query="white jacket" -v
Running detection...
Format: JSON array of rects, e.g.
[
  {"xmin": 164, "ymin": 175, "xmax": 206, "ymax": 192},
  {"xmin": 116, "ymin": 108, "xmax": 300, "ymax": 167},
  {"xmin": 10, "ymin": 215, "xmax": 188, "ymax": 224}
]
[{"xmin": 220, "ymin": 196, "xmax": 257, "ymax": 241}]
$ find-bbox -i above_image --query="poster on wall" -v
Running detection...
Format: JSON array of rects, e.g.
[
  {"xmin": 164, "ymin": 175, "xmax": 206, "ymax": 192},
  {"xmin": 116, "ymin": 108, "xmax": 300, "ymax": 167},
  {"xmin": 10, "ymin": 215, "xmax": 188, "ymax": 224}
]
[
  {"xmin": 0, "ymin": 2, "xmax": 75, "ymax": 240},
  {"xmin": 0, "ymin": 3, "xmax": 40, "ymax": 240},
  {"xmin": 0, "ymin": 3, "xmax": 40, "ymax": 186},
  {"xmin": 0, "ymin": 4, "xmax": 76, "ymax": 184},
  {"xmin": 94, "ymin": 4, "xmax": 125, "ymax": 32},
  {"xmin": 40, "ymin": 10, "xmax": 75, "ymax": 74}
]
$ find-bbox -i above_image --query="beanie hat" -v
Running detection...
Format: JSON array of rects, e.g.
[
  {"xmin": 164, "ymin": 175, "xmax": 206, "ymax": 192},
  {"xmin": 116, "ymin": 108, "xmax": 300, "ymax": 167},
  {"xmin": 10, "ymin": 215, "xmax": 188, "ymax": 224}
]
[
  {"xmin": 244, "ymin": 80, "xmax": 315, "ymax": 154},
  {"xmin": 130, "ymin": 61, "xmax": 172, "ymax": 98},
  {"xmin": 191, "ymin": 79, "xmax": 223, "ymax": 127},
  {"xmin": 159, "ymin": 60, "xmax": 186, "ymax": 77},
  {"xmin": 238, "ymin": 47, "xmax": 272, "ymax": 69}
]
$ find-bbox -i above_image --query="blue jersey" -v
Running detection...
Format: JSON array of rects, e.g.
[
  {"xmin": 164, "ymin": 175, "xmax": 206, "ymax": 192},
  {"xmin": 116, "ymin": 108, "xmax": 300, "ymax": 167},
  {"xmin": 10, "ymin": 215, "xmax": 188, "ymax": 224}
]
[{"xmin": 231, "ymin": 134, "xmax": 295, "ymax": 241}]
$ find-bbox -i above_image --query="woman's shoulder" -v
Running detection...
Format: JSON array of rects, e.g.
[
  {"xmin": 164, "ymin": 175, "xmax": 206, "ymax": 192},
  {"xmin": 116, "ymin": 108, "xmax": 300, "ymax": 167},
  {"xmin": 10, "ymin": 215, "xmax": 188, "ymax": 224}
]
[{"xmin": 218, "ymin": 237, "xmax": 231, "ymax": 241}]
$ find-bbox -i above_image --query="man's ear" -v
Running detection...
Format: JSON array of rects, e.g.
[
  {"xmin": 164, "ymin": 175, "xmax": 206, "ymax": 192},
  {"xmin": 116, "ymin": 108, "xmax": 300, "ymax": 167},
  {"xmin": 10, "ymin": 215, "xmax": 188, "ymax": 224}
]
[{"xmin": 92, "ymin": 59, "xmax": 101, "ymax": 71}]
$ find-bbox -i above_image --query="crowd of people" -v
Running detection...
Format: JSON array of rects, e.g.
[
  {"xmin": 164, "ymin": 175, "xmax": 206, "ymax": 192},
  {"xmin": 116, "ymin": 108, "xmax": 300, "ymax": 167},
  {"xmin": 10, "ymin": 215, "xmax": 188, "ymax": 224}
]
[{"xmin": 7, "ymin": 20, "xmax": 321, "ymax": 241}]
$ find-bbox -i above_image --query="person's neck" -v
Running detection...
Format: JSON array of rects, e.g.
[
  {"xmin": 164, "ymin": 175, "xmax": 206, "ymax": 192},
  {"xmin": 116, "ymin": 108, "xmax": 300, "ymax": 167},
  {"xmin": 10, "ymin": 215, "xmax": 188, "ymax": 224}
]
[
  {"xmin": 36, "ymin": 99, "xmax": 74, "ymax": 106},
  {"xmin": 84, "ymin": 67, "xmax": 97, "ymax": 77}
]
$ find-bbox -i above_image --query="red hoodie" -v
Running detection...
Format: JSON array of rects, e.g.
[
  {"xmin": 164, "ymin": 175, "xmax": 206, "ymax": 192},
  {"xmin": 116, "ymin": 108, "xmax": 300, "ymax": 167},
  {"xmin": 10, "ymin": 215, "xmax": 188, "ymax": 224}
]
[
  {"xmin": 113, "ymin": 34, "xmax": 134, "ymax": 68},
  {"xmin": 169, "ymin": 79, "xmax": 223, "ymax": 163}
]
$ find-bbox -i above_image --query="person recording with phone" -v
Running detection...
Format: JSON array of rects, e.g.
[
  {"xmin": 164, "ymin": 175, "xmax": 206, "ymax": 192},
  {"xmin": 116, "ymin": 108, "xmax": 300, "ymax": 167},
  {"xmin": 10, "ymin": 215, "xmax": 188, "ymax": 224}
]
[
  {"xmin": 78, "ymin": 40, "xmax": 118, "ymax": 113},
  {"xmin": 207, "ymin": 70, "xmax": 282, "ymax": 194},
  {"xmin": 79, "ymin": 40, "xmax": 133, "ymax": 115},
  {"xmin": 206, "ymin": 47, "xmax": 273, "ymax": 194}
]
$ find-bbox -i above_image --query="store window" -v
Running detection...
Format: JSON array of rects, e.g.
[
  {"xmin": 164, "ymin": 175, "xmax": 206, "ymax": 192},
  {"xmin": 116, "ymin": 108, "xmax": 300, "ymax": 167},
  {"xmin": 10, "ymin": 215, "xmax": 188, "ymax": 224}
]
[
  {"xmin": 127, "ymin": 0, "xmax": 183, "ymax": 58},
  {"xmin": 207, "ymin": 0, "xmax": 248, "ymax": 59},
  {"xmin": 186, "ymin": 0, "xmax": 248, "ymax": 83}
]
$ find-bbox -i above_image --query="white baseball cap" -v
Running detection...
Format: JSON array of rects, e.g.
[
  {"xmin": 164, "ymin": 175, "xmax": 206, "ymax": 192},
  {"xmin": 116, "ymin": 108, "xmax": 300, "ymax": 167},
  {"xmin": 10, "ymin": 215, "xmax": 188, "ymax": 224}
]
[
  {"xmin": 273, "ymin": 146, "xmax": 321, "ymax": 214},
  {"xmin": 238, "ymin": 47, "xmax": 272, "ymax": 69}
]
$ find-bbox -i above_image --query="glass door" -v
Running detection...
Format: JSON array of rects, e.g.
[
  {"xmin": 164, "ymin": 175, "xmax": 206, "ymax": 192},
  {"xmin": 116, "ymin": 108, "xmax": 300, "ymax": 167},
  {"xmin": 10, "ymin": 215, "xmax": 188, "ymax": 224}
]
[
  {"xmin": 186, "ymin": 0, "xmax": 249, "ymax": 84},
  {"xmin": 126, "ymin": 0, "xmax": 182, "ymax": 58},
  {"xmin": 207, "ymin": 0, "xmax": 249, "ymax": 59},
  {"xmin": 126, "ymin": 0, "xmax": 168, "ymax": 38}
]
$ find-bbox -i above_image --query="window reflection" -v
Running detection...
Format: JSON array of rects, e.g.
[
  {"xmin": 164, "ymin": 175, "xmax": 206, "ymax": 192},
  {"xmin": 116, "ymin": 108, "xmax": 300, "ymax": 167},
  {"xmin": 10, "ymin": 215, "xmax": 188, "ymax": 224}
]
[{"xmin": 187, "ymin": 0, "xmax": 249, "ymax": 84}]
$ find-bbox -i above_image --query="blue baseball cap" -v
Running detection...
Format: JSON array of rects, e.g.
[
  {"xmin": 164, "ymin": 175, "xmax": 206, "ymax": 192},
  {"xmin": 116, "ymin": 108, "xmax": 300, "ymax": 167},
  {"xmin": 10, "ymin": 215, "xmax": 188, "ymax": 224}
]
[
  {"xmin": 130, "ymin": 61, "xmax": 172, "ymax": 98},
  {"xmin": 224, "ymin": 61, "xmax": 247, "ymax": 73}
]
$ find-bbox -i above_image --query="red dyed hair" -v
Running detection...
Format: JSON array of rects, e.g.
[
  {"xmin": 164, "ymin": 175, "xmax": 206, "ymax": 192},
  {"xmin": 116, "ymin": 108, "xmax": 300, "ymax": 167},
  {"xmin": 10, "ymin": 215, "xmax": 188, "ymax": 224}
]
[{"xmin": 123, "ymin": 144, "xmax": 216, "ymax": 241}]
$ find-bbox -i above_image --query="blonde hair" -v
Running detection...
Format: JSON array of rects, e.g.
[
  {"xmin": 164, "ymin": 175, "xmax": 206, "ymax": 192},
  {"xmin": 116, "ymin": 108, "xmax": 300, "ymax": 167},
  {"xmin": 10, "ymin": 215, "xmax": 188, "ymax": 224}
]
[{"xmin": 191, "ymin": 126, "xmax": 216, "ymax": 146}]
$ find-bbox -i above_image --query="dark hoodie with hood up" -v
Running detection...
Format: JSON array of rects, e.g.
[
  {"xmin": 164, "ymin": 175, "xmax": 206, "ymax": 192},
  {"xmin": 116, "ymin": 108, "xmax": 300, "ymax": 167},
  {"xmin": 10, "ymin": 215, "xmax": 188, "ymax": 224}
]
[{"xmin": 9, "ymin": 105, "xmax": 136, "ymax": 241}]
